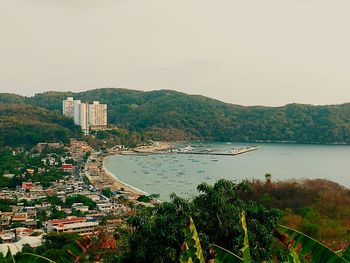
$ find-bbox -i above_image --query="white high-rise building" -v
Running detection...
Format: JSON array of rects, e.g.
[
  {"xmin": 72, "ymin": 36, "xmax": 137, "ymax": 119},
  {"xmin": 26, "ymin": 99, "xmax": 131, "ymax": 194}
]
[
  {"xmin": 74, "ymin": 102, "xmax": 89, "ymax": 135},
  {"xmin": 62, "ymin": 97, "xmax": 107, "ymax": 135},
  {"xmin": 73, "ymin": 100, "xmax": 82, "ymax": 125},
  {"xmin": 62, "ymin": 97, "xmax": 74, "ymax": 117},
  {"xmin": 88, "ymin": 101, "xmax": 107, "ymax": 130}
]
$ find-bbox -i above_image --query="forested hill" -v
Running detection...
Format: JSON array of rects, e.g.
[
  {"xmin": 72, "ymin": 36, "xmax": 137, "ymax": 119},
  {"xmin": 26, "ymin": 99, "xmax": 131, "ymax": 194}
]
[
  {"xmin": 0, "ymin": 102, "xmax": 82, "ymax": 147},
  {"xmin": 2, "ymin": 88, "xmax": 350, "ymax": 144}
]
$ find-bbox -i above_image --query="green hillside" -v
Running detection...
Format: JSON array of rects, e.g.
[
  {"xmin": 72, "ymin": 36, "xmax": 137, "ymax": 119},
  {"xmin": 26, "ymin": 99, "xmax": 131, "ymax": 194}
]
[
  {"xmin": 2, "ymin": 88, "xmax": 350, "ymax": 144},
  {"xmin": 0, "ymin": 102, "xmax": 82, "ymax": 147}
]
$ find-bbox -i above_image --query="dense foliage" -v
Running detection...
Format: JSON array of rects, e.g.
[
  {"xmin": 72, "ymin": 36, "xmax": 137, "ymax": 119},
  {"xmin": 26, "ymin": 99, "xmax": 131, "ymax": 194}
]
[
  {"xmin": 0, "ymin": 147, "xmax": 66, "ymax": 189},
  {"xmin": 120, "ymin": 179, "xmax": 281, "ymax": 263},
  {"xmin": 8, "ymin": 178, "xmax": 350, "ymax": 262},
  {"xmin": 3, "ymin": 88, "xmax": 350, "ymax": 144},
  {"xmin": 0, "ymin": 103, "xmax": 82, "ymax": 147},
  {"xmin": 239, "ymin": 178, "xmax": 350, "ymax": 250},
  {"xmin": 65, "ymin": 194, "xmax": 96, "ymax": 210}
]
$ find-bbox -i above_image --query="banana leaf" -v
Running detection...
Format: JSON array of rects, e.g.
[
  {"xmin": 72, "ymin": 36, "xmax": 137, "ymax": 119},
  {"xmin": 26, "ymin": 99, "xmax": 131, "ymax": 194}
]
[
  {"xmin": 336, "ymin": 246, "xmax": 350, "ymax": 262},
  {"xmin": 209, "ymin": 244, "xmax": 243, "ymax": 263},
  {"xmin": 16, "ymin": 253, "xmax": 56, "ymax": 263},
  {"xmin": 241, "ymin": 211, "xmax": 251, "ymax": 263},
  {"xmin": 5, "ymin": 247, "xmax": 15, "ymax": 263},
  {"xmin": 276, "ymin": 225, "xmax": 350, "ymax": 263},
  {"xmin": 180, "ymin": 217, "xmax": 205, "ymax": 263}
]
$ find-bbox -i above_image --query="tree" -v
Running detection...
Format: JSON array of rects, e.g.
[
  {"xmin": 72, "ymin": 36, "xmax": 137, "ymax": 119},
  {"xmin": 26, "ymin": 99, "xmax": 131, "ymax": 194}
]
[
  {"xmin": 46, "ymin": 195, "xmax": 63, "ymax": 206},
  {"xmin": 65, "ymin": 195, "xmax": 96, "ymax": 210},
  {"xmin": 121, "ymin": 179, "xmax": 281, "ymax": 263},
  {"xmin": 50, "ymin": 206, "xmax": 67, "ymax": 220},
  {"xmin": 102, "ymin": 188, "xmax": 112, "ymax": 198}
]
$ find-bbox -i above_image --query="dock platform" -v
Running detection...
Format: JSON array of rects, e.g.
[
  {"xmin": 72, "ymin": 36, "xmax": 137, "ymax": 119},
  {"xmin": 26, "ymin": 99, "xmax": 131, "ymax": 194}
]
[{"xmin": 175, "ymin": 147, "xmax": 258, "ymax": 156}]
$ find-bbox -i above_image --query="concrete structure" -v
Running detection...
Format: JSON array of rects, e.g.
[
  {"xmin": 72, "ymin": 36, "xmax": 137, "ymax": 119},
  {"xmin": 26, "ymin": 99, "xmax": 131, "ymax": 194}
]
[
  {"xmin": 61, "ymin": 164, "xmax": 75, "ymax": 173},
  {"xmin": 73, "ymin": 102, "xmax": 89, "ymax": 135},
  {"xmin": 62, "ymin": 97, "xmax": 75, "ymax": 117},
  {"xmin": 73, "ymin": 99, "xmax": 81, "ymax": 124},
  {"xmin": 0, "ymin": 235, "xmax": 43, "ymax": 256},
  {"xmin": 21, "ymin": 182, "xmax": 33, "ymax": 190},
  {"xmin": 62, "ymin": 98, "xmax": 108, "ymax": 135},
  {"xmin": 46, "ymin": 217, "xmax": 98, "ymax": 235},
  {"xmin": 71, "ymin": 203, "xmax": 89, "ymax": 212},
  {"xmin": 51, "ymin": 221, "xmax": 98, "ymax": 235},
  {"xmin": 96, "ymin": 203, "xmax": 114, "ymax": 212},
  {"xmin": 11, "ymin": 213, "xmax": 28, "ymax": 223},
  {"xmin": 89, "ymin": 101, "xmax": 107, "ymax": 130}
]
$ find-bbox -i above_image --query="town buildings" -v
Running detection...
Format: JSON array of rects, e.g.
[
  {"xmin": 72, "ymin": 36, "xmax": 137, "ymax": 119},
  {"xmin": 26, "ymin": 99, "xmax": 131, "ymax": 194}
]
[
  {"xmin": 0, "ymin": 139, "xmax": 142, "ymax": 257},
  {"xmin": 46, "ymin": 217, "xmax": 98, "ymax": 235},
  {"xmin": 62, "ymin": 97, "xmax": 107, "ymax": 135}
]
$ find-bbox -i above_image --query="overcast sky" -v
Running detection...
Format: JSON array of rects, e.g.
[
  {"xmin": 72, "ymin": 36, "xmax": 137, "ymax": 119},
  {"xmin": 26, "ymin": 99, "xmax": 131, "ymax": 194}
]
[{"xmin": 1, "ymin": 0, "xmax": 350, "ymax": 106}]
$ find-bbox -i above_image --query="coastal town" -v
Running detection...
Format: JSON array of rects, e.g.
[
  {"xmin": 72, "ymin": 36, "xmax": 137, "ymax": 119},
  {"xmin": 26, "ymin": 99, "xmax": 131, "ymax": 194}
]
[
  {"xmin": 0, "ymin": 97, "xmax": 170, "ymax": 257},
  {"xmin": 0, "ymin": 97, "xmax": 260, "ymax": 258},
  {"xmin": 0, "ymin": 138, "xmax": 167, "ymax": 256},
  {"xmin": 2, "ymin": 2, "xmax": 350, "ymax": 260}
]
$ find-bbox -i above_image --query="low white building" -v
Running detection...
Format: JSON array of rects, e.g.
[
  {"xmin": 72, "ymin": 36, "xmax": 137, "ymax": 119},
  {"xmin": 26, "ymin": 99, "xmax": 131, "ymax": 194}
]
[
  {"xmin": 96, "ymin": 203, "xmax": 114, "ymax": 212},
  {"xmin": 46, "ymin": 217, "xmax": 98, "ymax": 235}
]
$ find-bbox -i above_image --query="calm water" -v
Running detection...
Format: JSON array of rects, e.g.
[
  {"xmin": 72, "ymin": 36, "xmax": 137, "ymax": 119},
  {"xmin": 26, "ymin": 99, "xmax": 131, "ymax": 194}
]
[{"xmin": 104, "ymin": 143, "xmax": 350, "ymax": 200}]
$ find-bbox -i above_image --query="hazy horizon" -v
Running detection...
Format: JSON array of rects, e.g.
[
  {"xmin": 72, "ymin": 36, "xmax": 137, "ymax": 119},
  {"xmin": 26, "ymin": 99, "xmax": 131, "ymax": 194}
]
[{"xmin": 2, "ymin": 0, "xmax": 350, "ymax": 106}]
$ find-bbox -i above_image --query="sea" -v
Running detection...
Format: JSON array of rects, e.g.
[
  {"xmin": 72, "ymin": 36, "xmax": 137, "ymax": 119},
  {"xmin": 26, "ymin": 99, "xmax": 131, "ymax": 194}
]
[{"xmin": 104, "ymin": 142, "xmax": 350, "ymax": 201}]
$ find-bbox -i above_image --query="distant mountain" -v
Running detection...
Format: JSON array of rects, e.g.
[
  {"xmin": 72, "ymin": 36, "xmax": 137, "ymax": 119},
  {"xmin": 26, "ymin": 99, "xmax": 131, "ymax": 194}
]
[
  {"xmin": 0, "ymin": 102, "xmax": 82, "ymax": 148},
  {"xmin": 2, "ymin": 88, "xmax": 350, "ymax": 144}
]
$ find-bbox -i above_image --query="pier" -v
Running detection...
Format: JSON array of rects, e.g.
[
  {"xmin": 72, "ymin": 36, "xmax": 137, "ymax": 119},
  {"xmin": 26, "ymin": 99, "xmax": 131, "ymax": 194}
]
[{"xmin": 175, "ymin": 147, "xmax": 258, "ymax": 156}]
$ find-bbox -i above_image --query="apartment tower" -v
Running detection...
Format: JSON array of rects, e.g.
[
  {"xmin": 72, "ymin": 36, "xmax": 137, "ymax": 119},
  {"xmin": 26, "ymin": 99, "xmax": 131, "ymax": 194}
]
[
  {"xmin": 62, "ymin": 97, "xmax": 74, "ymax": 117},
  {"xmin": 89, "ymin": 101, "xmax": 108, "ymax": 130},
  {"xmin": 62, "ymin": 97, "xmax": 107, "ymax": 135}
]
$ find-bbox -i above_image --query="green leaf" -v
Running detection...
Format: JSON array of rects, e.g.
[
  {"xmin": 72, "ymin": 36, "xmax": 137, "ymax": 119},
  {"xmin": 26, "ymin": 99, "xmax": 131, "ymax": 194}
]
[
  {"xmin": 180, "ymin": 217, "xmax": 205, "ymax": 263},
  {"xmin": 5, "ymin": 247, "xmax": 15, "ymax": 263},
  {"xmin": 241, "ymin": 211, "xmax": 251, "ymax": 263},
  {"xmin": 276, "ymin": 225, "xmax": 350, "ymax": 263},
  {"xmin": 209, "ymin": 244, "xmax": 243, "ymax": 263},
  {"xmin": 289, "ymin": 248, "xmax": 302, "ymax": 263},
  {"xmin": 337, "ymin": 246, "xmax": 350, "ymax": 261},
  {"xmin": 18, "ymin": 253, "xmax": 56, "ymax": 263}
]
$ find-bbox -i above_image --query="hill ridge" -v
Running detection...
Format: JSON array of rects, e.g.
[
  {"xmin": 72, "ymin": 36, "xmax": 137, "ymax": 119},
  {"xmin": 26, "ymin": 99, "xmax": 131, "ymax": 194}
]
[{"xmin": 1, "ymin": 88, "xmax": 350, "ymax": 144}]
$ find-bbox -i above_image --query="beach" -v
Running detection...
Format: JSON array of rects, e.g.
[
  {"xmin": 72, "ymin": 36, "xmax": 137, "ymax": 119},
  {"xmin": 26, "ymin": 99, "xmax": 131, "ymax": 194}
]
[{"xmin": 85, "ymin": 141, "xmax": 173, "ymax": 199}]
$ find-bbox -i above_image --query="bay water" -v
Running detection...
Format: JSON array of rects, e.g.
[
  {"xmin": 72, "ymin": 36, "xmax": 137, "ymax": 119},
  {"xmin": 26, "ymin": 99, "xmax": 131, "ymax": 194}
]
[{"xmin": 104, "ymin": 143, "xmax": 350, "ymax": 201}]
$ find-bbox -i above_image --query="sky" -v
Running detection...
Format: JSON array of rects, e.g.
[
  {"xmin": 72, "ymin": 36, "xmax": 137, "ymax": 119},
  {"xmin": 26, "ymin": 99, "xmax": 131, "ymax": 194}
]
[{"xmin": 1, "ymin": 0, "xmax": 350, "ymax": 106}]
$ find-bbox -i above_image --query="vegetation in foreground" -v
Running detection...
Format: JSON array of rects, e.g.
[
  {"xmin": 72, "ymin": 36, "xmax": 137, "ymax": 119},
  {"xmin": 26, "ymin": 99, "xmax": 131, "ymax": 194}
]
[{"xmin": 4, "ymin": 178, "xmax": 349, "ymax": 262}]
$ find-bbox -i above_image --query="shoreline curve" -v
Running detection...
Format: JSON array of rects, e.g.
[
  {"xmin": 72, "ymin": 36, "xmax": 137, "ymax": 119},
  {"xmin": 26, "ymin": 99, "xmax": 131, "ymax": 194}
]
[{"xmin": 103, "ymin": 155, "xmax": 148, "ymax": 196}]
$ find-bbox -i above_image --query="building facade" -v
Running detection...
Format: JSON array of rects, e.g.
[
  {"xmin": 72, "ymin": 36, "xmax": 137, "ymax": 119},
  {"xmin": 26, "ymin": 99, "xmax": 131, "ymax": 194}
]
[
  {"xmin": 62, "ymin": 97, "xmax": 107, "ymax": 135},
  {"xmin": 62, "ymin": 97, "xmax": 74, "ymax": 118},
  {"xmin": 46, "ymin": 217, "xmax": 98, "ymax": 235},
  {"xmin": 89, "ymin": 101, "xmax": 108, "ymax": 130},
  {"xmin": 74, "ymin": 102, "xmax": 89, "ymax": 135}
]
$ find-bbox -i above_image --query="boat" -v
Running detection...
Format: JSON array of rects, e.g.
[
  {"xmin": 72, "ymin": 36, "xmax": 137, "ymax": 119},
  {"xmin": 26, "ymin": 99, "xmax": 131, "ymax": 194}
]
[{"xmin": 179, "ymin": 145, "xmax": 195, "ymax": 152}]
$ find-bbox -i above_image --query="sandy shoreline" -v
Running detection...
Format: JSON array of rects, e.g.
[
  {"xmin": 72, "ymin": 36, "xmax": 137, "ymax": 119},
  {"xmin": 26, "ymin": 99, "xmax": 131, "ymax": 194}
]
[
  {"xmin": 86, "ymin": 141, "xmax": 174, "ymax": 199},
  {"xmin": 102, "ymin": 157, "xmax": 148, "ymax": 196}
]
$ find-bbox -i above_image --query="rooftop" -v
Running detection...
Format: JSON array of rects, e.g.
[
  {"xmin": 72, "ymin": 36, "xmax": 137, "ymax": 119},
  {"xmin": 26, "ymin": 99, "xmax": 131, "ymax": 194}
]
[
  {"xmin": 53, "ymin": 221, "xmax": 98, "ymax": 230},
  {"xmin": 48, "ymin": 217, "xmax": 85, "ymax": 225}
]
